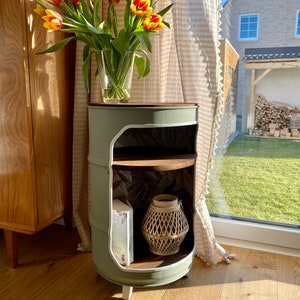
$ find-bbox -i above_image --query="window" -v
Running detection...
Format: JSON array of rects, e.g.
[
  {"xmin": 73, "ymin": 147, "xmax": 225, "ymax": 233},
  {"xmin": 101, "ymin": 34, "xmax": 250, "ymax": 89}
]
[
  {"xmin": 207, "ymin": 123, "xmax": 300, "ymax": 256},
  {"xmin": 296, "ymin": 10, "xmax": 300, "ymax": 37},
  {"xmin": 217, "ymin": 5, "xmax": 300, "ymax": 258},
  {"xmin": 239, "ymin": 14, "xmax": 259, "ymax": 41},
  {"xmin": 227, "ymin": 65, "xmax": 237, "ymax": 81}
]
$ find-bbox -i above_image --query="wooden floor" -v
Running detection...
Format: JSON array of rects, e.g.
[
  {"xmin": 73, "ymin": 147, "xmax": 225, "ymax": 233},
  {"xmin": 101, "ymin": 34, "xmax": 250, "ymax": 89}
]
[{"xmin": 0, "ymin": 225, "xmax": 299, "ymax": 300}]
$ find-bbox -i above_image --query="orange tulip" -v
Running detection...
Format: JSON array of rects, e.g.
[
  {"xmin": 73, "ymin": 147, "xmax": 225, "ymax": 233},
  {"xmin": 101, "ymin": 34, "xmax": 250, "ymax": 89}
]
[
  {"xmin": 142, "ymin": 12, "xmax": 164, "ymax": 31},
  {"xmin": 130, "ymin": 0, "xmax": 151, "ymax": 17},
  {"xmin": 34, "ymin": 4, "xmax": 47, "ymax": 16},
  {"xmin": 42, "ymin": 9, "xmax": 63, "ymax": 32}
]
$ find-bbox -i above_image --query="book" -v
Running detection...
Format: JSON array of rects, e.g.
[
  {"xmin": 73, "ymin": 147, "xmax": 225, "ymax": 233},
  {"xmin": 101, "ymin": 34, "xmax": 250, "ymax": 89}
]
[{"xmin": 112, "ymin": 199, "xmax": 134, "ymax": 266}]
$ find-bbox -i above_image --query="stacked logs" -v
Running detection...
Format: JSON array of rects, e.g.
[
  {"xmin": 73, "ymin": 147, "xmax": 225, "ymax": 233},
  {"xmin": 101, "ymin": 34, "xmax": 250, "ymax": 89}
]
[{"xmin": 253, "ymin": 94, "xmax": 300, "ymax": 138}]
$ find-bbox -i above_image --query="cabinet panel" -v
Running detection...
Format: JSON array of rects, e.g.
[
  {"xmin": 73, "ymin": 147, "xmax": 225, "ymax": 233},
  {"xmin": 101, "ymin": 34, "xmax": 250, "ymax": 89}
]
[
  {"xmin": 24, "ymin": 0, "xmax": 74, "ymax": 225},
  {"xmin": 0, "ymin": 0, "xmax": 74, "ymax": 266},
  {"xmin": 0, "ymin": 0, "xmax": 35, "ymax": 228},
  {"xmin": 0, "ymin": 0, "xmax": 73, "ymax": 234}
]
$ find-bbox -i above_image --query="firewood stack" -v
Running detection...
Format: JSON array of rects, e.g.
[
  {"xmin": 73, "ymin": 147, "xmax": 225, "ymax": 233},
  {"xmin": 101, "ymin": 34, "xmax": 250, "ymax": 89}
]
[{"xmin": 253, "ymin": 94, "xmax": 300, "ymax": 138}]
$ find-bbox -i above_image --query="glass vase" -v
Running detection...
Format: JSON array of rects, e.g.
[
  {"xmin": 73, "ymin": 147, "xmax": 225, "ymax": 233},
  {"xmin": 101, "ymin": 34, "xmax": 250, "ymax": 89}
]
[{"xmin": 97, "ymin": 49, "xmax": 134, "ymax": 104}]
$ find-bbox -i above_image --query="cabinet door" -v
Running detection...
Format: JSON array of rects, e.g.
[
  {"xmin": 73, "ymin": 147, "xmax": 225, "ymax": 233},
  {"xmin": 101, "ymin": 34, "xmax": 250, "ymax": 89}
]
[
  {"xmin": 0, "ymin": 0, "xmax": 36, "ymax": 230},
  {"xmin": 24, "ymin": 1, "xmax": 74, "ymax": 226},
  {"xmin": 0, "ymin": 0, "xmax": 74, "ymax": 232}
]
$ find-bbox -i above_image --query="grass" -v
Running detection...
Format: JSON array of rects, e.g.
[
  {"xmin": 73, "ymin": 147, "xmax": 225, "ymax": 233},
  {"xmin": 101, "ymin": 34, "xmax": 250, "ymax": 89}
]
[{"xmin": 206, "ymin": 136, "xmax": 300, "ymax": 225}]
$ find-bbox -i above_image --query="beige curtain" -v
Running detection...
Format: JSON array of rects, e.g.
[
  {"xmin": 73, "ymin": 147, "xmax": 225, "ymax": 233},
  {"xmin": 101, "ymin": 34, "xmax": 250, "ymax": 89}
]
[{"xmin": 72, "ymin": 0, "xmax": 233, "ymax": 264}]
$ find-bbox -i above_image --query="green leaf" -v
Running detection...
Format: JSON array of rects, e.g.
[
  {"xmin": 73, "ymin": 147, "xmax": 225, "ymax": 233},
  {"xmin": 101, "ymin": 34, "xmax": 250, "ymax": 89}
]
[
  {"xmin": 135, "ymin": 33, "xmax": 152, "ymax": 52},
  {"xmin": 124, "ymin": 0, "xmax": 131, "ymax": 29},
  {"xmin": 62, "ymin": 16, "xmax": 89, "ymax": 28},
  {"xmin": 93, "ymin": 0, "xmax": 102, "ymax": 26},
  {"xmin": 36, "ymin": 36, "xmax": 74, "ymax": 54},
  {"xmin": 93, "ymin": 34, "xmax": 113, "ymax": 49},
  {"xmin": 158, "ymin": 3, "xmax": 174, "ymax": 17},
  {"xmin": 163, "ymin": 20, "xmax": 171, "ymax": 29},
  {"xmin": 135, "ymin": 50, "xmax": 150, "ymax": 78},
  {"xmin": 82, "ymin": 51, "xmax": 91, "ymax": 92},
  {"xmin": 83, "ymin": 44, "xmax": 90, "ymax": 62},
  {"xmin": 81, "ymin": 0, "xmax": 93, "ymax": 23},
  {"xmin": 106, "ymin": 4, "xmax": 118, "ymax": 38},
  {"xmin": 60, "ymin": 28, "xmax": 87, "ymax": 34},
  {"xmin": 81, "ymin": 15, "xmax": 102, "ymax": 35},
  {"xmin": 112, "ymin": 30, "xmax": 129, "ymax": 55},
  {"xmin": 34, "ymin": 0, "xmax": 48, "ymax": 10}
]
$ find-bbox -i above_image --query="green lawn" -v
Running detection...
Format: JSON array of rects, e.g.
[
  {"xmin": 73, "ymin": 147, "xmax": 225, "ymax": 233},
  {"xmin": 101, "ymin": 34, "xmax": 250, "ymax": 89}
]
[{"xmin": 206, "ymin": 136, "xmax": 300, "ymax": 225}]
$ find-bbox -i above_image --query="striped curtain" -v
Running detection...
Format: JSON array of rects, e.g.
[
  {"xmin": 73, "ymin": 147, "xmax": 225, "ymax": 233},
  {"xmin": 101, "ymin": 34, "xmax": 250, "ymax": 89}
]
[{"xmin": 72, "ymin": 0, "xmax": 232, "ymax": 265}]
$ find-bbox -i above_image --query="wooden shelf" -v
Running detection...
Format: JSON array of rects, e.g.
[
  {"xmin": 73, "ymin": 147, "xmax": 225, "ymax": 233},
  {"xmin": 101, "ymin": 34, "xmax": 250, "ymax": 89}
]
[
  {"xmin": 126, "ymin": 249, "xmax": 193, "ymax": 270},
  {"xmin": 113, "ymin": 147, "xmax": 196, "ymax": 171}
]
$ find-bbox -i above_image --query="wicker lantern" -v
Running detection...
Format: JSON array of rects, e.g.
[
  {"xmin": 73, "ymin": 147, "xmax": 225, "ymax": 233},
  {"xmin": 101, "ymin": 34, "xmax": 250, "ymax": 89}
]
[{"xmin": 141, "ymin": 194, "xmax": 189, "ymax": 256}]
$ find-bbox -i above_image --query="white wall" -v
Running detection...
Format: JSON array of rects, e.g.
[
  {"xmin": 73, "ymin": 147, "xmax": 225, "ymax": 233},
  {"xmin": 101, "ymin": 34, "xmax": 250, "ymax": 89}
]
[{"xmin": 256, "ymin": 68, "xmax": 300, "ymax": 108}]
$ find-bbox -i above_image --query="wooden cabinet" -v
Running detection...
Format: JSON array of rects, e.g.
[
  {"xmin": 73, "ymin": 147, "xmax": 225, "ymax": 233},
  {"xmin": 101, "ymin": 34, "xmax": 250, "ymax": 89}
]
[
  {"xmin": 0, "ymin": 0, "xmax": 74, "ymax": 267},
  {"xmin": 88, "ymin": 103, "xmax": 197, "ymax": 299}
]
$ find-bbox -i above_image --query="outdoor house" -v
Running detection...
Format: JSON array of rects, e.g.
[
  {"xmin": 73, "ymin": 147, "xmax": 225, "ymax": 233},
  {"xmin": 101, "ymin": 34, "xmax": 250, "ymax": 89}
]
[{"xmin": 220, "ymin": 0, "xmax": 300, "ymax": 134}]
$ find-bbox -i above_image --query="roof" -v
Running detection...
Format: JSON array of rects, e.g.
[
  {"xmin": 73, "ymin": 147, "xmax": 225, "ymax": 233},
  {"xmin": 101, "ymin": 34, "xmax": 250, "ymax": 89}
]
[{"xmin": 243, "ymin": 47, "xmax": 300, "ymax": 61}]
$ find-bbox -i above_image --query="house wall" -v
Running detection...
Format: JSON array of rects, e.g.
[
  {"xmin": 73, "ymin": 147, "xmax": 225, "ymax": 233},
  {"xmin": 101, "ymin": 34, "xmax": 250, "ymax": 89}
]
[
  {"xmin": 256, "ymin": 69, "xmax": 300, "ymax": 107},
  {"xmin": 221, "ymin": 0, "xmax": 300, "ymax": 132}
]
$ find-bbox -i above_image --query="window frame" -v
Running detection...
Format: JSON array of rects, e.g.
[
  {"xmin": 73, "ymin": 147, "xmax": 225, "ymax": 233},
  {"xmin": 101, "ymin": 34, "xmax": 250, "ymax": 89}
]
[
  {"xmin": 238, "ymin": 13, "xmax": 259, "ymax": 41},
  {"xmin": 212, "ymin": 217, "xmax": 300, "ymax": 257},
  {"xmin": 295, "ymin": 10, "xmax": 300, "ymax": 38}
]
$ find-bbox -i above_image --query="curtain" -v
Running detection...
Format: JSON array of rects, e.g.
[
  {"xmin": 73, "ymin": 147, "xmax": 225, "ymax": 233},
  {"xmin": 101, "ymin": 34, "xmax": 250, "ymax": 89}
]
[{"xmin": 72, "ymin": 0, "xmax": 233, "ymax": 264}]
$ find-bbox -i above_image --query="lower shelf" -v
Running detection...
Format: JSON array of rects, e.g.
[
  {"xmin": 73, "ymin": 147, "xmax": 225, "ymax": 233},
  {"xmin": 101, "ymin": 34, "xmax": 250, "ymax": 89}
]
[
  {"xmin": 126, "ymin": 249, "xmax": 193, "ymax": 270},
  {"xmin": 91, "ymin": 221, "xmax": 194, "ymax": 287}
]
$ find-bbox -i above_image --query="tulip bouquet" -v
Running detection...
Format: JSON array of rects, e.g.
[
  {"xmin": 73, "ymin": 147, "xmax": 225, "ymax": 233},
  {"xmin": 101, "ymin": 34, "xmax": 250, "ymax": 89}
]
[{"xmin": 34, "ymin": 0, "xmax": 173, "ymax": 102}]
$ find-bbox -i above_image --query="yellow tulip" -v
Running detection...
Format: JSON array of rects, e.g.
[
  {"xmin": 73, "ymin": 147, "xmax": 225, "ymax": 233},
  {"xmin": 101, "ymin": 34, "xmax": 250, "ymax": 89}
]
[
  {"xmin": 142, "ymin": 12, "xmax": 164, "ymax": 31},
  {"xmin": 42, "ymin": 9, "xmax": 63, "ymax": 32},
  {"xmin": 130, "ymin": 0, "xmax": 151, "ymax": 17}
]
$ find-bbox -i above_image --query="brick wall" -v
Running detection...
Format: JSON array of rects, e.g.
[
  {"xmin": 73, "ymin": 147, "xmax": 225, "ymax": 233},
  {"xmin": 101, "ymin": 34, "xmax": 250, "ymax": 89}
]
[{"xmin": 221, "ymin": 0, "xmax": 300, "ymax": 132}]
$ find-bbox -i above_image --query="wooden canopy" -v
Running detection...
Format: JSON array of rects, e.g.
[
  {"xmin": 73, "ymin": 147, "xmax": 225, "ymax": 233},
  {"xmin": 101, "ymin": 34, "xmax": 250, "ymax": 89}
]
[{"xmin": 244, "ymin": 53, "xmax": 300, "ymax": 132}]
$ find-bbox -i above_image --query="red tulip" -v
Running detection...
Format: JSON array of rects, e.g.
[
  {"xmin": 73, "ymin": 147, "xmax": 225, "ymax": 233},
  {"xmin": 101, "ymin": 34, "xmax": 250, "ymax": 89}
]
[
  {"xmin": 52, "ymin": 0, "xmax": 61, "ymax": 5},
  {"xmin": 130, "ymin": 0, "xmax": 150, "ymax": 16},
  {"xmin": 142, "ymin": 12, "xmax": 164, "ymax": 31}
]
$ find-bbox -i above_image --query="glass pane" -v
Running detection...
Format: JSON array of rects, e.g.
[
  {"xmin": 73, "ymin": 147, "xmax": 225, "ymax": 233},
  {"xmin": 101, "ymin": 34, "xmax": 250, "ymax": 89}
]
[
  {"xmin": 240, "ymin": 31, "xmax": 247, "ymax": 39},
  {"xmin": 240, "ymin": 16, "xmax": 249, "ymax": 24},
  {"xmin": 249, "ymin": 15, "xmax": 258, "ymax": 22},
  {"xmin": 249, "ymin": 23, "xmax": 257, "ymax": 30},
  {"xmin": 240, "ymin": 23, "xmax": 249, "ymax": 31},
  {"xmin": 249, "ymin": 30, "xmax": 257, "ymax": 38},
  {"xmin": 207, "ymin": 136, "xmax": 300, "ymax": 226},
  {"xmin": 217, "ymin": 0, "xmax": 300, "ymax": 245}
]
